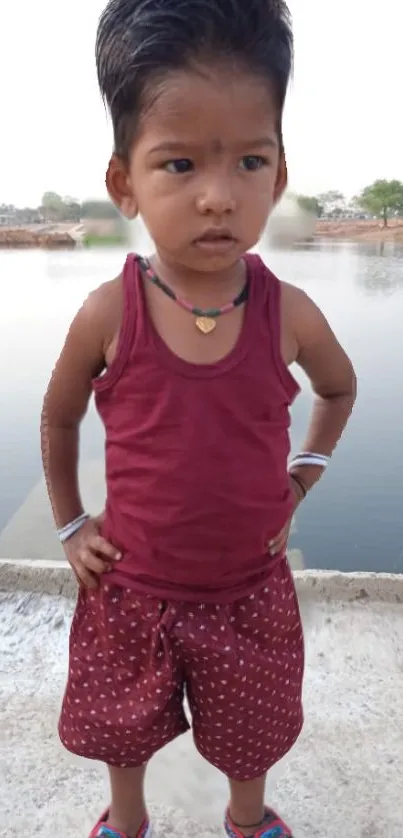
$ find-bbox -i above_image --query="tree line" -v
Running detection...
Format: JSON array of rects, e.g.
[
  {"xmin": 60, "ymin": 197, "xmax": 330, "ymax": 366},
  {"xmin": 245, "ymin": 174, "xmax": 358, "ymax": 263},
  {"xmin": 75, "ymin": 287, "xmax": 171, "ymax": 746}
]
[
  {"xmin": 0, "ymin": 192, "xmax": 119, "ymax": 226},
  {"xmin": 296, "ymin": 180, "xmax": 403, "ymax": 227},
  {"xmin": 2, "ymin": 179, "xmax": 403, "ymax": 229}
]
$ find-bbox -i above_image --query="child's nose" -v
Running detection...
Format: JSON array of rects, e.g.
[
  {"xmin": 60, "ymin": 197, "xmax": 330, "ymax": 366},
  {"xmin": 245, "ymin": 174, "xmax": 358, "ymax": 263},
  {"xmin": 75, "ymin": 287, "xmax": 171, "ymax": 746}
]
[{"xmin": 196, "ymin": 176, "xmax": 236, "ymax": 216}]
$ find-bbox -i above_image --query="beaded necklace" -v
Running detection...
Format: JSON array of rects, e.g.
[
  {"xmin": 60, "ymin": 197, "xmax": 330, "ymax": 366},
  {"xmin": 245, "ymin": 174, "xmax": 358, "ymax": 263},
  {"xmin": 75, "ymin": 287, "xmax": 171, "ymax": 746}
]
[{"xmin": 137, "ymin": 255, "xmax": 249, "ymax": 335}]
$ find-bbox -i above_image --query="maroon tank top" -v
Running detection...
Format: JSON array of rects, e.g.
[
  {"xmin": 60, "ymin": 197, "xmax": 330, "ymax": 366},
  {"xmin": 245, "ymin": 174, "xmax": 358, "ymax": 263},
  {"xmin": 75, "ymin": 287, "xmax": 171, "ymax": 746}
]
[{"xmin": 93, "ymin": 253, "xmax": 300, "ymax": 603}]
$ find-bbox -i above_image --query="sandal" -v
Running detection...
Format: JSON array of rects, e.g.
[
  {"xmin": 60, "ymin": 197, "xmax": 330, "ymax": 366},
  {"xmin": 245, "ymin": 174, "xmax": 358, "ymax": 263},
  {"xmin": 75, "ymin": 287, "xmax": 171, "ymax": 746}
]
[{"xmin": 89, "ymin": 809, "xmax": 152, "ymax": 838}]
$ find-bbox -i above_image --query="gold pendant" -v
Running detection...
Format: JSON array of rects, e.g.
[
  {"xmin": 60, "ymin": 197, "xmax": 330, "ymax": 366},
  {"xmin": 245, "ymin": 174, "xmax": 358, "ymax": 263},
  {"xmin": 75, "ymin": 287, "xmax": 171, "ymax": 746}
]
[{"xmin": 195, "ymin": 316, "xmax": 216, "ymax": 334}]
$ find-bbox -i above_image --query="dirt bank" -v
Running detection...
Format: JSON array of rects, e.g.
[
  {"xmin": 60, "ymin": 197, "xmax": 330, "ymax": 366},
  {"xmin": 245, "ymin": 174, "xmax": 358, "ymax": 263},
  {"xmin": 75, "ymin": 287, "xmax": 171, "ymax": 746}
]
[
  {"xmin": 315, "ymin": 218, "xmax": 403, "ymax": 242},
  {"xmin": 0, "ymin": 227, "xmax": 76, "ymax": 249}
]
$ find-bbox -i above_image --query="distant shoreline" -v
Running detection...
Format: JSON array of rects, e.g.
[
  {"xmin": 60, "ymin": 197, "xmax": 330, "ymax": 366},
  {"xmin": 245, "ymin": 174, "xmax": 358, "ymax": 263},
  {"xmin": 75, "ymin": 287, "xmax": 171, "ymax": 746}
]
[
  {"xmin": 0, "ymin": 218, "xmax": 402, "ymax": 249},
  {"xmin": 0, "ymin": 225, "xmax": 76, "ymax": 249},
  {"xmin": 0, "ymin": 222, "xmax": 127, "ymax": 250},
  {"xmin": 314, "ymin": 218, "xmax": 403, "ymax": 243}
]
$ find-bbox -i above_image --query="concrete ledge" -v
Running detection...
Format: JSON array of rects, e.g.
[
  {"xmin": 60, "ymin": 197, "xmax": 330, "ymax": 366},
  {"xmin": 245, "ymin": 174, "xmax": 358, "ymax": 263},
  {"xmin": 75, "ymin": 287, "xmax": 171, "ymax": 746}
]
[{"xmin": 1, "ymin": 557, "xmax": 402, "ymax": 603}]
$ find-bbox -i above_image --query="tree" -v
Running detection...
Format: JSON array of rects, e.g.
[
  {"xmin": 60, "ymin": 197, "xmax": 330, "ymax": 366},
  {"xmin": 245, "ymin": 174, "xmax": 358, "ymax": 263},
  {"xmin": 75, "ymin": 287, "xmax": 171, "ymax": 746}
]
[
  {"xmin": 41, "ymin": 191, "xmax": 65, "ymax": 221},
  {"xmin": 357, "ymin": 180, "xmax": 403, "ymax": 227},
  {"xmin": 296, "ymin": 195, "xmax": 323, "ymax": 217},
  {"xmin": 62, "ymin": 198, "xmax": 82, "ymax": 222},
  {"xmin": 317, "ymin": 190, "xmax": 346, "ymax": 217},
  {"xmin": 81, "ymin": 200, "xmax": 120, "ymax": 220},
  {"xmin": 40, "ymin": 193, "xmax": 83, "ymax": 222}
]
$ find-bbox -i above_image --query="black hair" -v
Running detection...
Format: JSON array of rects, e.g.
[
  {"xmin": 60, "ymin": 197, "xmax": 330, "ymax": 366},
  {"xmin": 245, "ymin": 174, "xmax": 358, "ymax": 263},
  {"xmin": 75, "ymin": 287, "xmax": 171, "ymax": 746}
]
[{"xmin": 96, "ymin": 0, "xmax": 293, "ymax": 160}]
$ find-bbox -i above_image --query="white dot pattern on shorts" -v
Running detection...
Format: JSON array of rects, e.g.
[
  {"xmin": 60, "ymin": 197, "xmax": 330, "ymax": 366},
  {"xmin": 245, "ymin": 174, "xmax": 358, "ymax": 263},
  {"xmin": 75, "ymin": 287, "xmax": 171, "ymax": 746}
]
[{"xmin": 59, "ymin": 560, "xmax": 304, "ymax": 779}]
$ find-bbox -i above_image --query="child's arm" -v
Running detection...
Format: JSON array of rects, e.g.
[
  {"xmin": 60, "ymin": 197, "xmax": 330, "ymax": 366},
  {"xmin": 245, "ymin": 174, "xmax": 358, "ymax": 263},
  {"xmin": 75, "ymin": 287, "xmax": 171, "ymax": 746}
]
[
  {"xmin": 41, "ymin": 280, "xmax": 122, "ymax": 586},
  {"xmin": 283, "ymin": 283, "xmax": 357, "ymax": 493}
]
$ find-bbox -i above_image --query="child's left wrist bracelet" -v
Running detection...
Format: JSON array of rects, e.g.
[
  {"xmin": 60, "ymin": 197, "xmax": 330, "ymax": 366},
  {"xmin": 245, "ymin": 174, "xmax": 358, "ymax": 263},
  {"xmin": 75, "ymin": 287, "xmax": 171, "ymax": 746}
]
[{"xmin": 57, "ymin": 513, "xmax": 90, "ymax": 544}]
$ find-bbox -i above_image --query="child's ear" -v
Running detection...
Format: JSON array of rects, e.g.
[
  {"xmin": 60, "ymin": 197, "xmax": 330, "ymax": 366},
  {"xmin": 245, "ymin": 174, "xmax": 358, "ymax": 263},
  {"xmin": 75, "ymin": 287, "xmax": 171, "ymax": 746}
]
[
  {"xmin": 106, "ymin": 155, "xmax": 138, "ymax": 219},
  {"xmin": 273, "ymin": 151, "xmax": 288, "ymax": 205}
]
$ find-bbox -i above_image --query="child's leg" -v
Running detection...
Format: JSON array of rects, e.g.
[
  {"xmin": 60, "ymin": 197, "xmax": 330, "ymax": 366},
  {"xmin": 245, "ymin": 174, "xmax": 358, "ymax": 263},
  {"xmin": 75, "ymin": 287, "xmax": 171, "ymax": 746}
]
[
  {"xmin": 59, "ymin": 585, "xmax": 189, "ymax": 834},
  {"xmin": 107, "ymin": 764, "xmax": 147, "ymax": 836},
  {"xmin": 228, "ymin": 774, "xmax": 267, "ymax": 835},
  {"xmin": 180, "ymin": 557, "xmax": 304, "ymax": 833}
]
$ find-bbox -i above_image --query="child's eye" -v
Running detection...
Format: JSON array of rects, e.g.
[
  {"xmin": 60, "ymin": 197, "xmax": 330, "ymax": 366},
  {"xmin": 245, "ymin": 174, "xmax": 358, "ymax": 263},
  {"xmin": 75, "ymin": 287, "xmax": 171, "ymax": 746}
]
[
  {"xmin": 239, "ymin": 155, "xmax": 268, "ymax": 172},
  {"xmin": 164, "ymin": 159, "xmax": 194, "ymax": 174}
]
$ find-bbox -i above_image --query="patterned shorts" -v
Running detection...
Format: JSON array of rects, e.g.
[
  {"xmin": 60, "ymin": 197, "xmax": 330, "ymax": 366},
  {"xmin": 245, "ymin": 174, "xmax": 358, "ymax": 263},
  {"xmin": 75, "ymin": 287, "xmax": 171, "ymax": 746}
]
[{"xmin": 59, "ymin": 557, "xmax": 304, "ymax": 780}]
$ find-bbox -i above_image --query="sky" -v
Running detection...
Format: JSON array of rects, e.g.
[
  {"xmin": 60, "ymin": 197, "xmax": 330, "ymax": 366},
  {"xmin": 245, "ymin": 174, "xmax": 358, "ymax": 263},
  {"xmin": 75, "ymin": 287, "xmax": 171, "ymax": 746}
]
[{"xmin": 0, "ymin": 0, "xmax": 401, "ymax": 207}]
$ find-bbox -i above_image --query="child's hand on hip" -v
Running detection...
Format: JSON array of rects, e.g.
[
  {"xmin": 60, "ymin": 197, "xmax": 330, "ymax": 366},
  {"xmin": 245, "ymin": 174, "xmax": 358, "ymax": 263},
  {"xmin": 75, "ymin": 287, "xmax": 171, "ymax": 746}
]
[
  {"xmin": 63, "ymin": 515, "xmax": 121, "ymax": 589},
  {"xmin": 268, "ymin": 477, "xmax": 305, "ymax": 557}
]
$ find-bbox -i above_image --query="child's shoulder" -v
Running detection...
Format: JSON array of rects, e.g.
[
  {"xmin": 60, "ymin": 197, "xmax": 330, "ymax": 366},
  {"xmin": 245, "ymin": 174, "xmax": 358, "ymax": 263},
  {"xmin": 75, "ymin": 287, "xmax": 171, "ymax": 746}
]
[
  {"xmin": 58, "ymin": 273, "xmax": 125, "ymax": 377},
  {"xmin": 258, "ymin": 256, "xmax": 313, "ymax": 317},
  {"xmin": 276, "ymin": 275, "xmax": 353, "ymax": 385},
  {"xmin": 75, "ymin": 273, "xmax": 124, "ymax": 341},
  {"xmin": 278, "ymin": 277, "xmax": 322, "ymax": 324},
  {"xmin": 276, "ymin": 276, "xmax": 335, "ymax": 366},
  {"xmin": 84, "ymin": 273, "xmax": 123, "ymax": 317}
]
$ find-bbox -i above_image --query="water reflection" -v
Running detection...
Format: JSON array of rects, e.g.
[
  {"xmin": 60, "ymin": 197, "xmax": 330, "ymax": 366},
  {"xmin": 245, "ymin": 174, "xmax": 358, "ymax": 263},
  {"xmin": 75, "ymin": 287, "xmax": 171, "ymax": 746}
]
[
  {"xmin": 293, "ymin": 240, "xmax": 358, "ymax": 254},
  {"xmin": 353, "ymin": 245, "xmax": 403, "ymax": 296},
  {"xmin": 293, "ymin": 239, "xmax": 403, "ymax": 295}
]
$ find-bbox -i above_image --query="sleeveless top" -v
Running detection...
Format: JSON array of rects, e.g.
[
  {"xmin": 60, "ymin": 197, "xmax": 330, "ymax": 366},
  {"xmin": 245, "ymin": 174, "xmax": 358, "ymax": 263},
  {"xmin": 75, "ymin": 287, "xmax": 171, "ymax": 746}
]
[{"xmin": 93, "ymin": 253, "xmax": 300, "ymax": 603}]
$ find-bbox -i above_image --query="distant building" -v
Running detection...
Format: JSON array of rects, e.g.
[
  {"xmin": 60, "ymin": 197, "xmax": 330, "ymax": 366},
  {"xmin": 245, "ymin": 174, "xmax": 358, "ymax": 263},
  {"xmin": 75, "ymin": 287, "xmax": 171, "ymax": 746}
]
[
  {"xmin": 0, "ymin": 210, "xmax": 17, "ymax": 226},
  {"xmin": 0, "ymin": 208, "xmax": 44, "ymax": 226}
]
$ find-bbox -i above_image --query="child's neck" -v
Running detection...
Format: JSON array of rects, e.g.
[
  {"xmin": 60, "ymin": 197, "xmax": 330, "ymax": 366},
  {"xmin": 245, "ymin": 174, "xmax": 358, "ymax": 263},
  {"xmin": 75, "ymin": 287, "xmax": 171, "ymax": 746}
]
[{"xmin": 151, "ymin": 252, "xmax": 246, "ymax": 307}]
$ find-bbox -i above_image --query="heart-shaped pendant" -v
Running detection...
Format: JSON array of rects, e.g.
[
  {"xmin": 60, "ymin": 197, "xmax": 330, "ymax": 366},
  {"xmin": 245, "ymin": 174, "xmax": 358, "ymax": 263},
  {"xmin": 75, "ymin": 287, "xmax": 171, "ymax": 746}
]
[{"xmin": 195, "ymin": 316, "xmax": 216, "ymax": 334}]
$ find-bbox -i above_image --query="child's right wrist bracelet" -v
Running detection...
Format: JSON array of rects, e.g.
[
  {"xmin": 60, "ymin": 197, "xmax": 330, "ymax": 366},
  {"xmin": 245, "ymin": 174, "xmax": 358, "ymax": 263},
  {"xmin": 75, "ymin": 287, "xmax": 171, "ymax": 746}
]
[{"xmin": 57, "ymin": 513, "xmax": 90, "ymax": 544}]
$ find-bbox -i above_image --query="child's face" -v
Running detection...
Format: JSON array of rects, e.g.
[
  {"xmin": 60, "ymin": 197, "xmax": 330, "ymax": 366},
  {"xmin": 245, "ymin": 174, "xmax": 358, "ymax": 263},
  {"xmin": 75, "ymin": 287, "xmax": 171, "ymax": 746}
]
[{"xmin": 108, "ymin": 65, "xmax": 286, "ymax": 271}]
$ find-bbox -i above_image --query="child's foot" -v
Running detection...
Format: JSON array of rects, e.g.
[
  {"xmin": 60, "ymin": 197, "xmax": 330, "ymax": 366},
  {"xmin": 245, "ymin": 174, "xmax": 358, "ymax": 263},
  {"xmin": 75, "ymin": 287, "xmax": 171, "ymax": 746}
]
[
  {"xmin": 90, "ymin": 809, "xmax": 152, "ymax": 838},
  {"xmin": 224, "ymin": 807, "xmax": 293, "ymax": 838}
]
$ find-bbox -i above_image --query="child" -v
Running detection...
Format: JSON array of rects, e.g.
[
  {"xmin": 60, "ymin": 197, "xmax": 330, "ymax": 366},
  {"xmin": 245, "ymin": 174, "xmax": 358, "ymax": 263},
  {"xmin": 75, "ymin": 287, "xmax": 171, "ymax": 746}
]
[{"xmin": 41, "ymin": 1, "xmax": 356, "ymax": 836}]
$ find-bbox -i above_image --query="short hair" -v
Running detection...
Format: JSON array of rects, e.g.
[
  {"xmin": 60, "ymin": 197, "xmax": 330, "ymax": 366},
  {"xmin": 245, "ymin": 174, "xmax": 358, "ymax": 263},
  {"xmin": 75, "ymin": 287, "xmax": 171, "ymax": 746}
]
[{"xmin": 96, "ymin": 0, "xmax": 293, "ymax": 159}]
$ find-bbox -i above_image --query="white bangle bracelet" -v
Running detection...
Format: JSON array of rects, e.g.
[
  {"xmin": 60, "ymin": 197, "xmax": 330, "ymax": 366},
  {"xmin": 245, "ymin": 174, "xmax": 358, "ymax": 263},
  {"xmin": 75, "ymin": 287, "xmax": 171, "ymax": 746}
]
[
  {"xmin": 288, "ymin": 452, "xmax": 330, "ymax": 470},
  {"xmin": 57, "ymin": 513, "xmax": 90, "ymax": 544}
]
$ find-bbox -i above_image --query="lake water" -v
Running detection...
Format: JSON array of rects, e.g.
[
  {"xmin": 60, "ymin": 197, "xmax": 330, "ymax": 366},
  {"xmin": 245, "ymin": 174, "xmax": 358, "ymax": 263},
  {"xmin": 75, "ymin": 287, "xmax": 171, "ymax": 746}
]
[{"xmin": 1, "ymin": 240, "xmax": 402, "ymax": 572}]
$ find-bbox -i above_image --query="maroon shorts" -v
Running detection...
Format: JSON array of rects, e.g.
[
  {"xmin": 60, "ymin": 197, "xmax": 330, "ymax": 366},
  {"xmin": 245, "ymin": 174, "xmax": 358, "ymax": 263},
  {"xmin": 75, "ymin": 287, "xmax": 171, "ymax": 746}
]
[{"xmin": 59, "ymin": 557, "xmax": 304, "ymax": 780}]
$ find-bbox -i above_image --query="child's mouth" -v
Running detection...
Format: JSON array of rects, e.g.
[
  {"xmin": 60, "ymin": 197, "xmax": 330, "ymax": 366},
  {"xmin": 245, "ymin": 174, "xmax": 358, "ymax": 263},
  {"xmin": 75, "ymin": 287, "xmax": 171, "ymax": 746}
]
[{"xmin": 194, "ymin": 229, "xmax": 237, "ymax": 251}]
